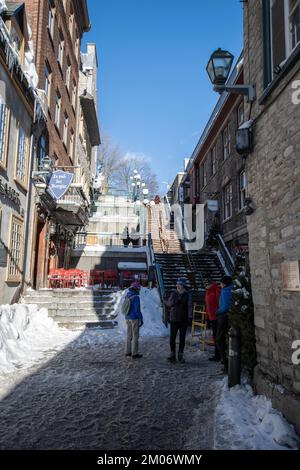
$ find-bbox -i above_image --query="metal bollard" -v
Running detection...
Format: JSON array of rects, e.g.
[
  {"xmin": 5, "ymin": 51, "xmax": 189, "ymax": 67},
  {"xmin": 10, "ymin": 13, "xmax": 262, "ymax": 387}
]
[{"xmin": 228, "ymin": 326, "xmax": 241, "ymax": 388}]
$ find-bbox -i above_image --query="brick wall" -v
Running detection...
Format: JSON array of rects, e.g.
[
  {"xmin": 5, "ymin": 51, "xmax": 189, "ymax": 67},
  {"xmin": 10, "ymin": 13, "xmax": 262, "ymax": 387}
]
[
  {"xmin": 243, "ymin": 1, "xmax": 300, "ymax": 433},
  {"xmin": 17, "ymin": 0, "xmax": 83, "ymax": 167}
]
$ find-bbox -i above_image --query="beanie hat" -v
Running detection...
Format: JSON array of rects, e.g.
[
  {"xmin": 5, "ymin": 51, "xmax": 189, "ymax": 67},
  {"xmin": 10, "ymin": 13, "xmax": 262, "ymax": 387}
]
[
  {"xmin": 176, "ymin": 278, "xmax": 188, "ymax": 287},
  {"xmin": 131, "ymin": 281, "xmax": 141, "ymax": 290},
  {"xmin": 221, "ymin": 276, "xmax": 232, "ymax": 287}
]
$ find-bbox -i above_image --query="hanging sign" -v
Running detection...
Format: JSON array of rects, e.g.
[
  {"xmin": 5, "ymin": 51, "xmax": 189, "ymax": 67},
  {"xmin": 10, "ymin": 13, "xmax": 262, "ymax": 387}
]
[
  {"xmin": 47, "ymin": 170, "xmax": 74, "ymax": 200},
  {"xmin": 207, "ymin": 199, "xmax": 219, "ymax": 212}
]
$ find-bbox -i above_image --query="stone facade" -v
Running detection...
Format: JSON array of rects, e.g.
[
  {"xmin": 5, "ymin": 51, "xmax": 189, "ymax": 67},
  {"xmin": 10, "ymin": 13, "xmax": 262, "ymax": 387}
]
[{"xmin": 243, "ymin": 0, "xmax": 300, "ymax": 433}]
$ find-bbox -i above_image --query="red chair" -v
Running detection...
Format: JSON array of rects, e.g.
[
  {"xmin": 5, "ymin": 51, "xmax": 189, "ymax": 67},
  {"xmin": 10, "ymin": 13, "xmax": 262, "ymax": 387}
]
[
  {"xmin": 64, "ymin": 269, "xmax": 82, "ymax": 288},
  {"xmin": 103, "ymin": 270, "xmax": 118, "ymax": 288},
  {"xmin": 90, "ymin": 270, "xmax": 105, "ymax": 286},
  {"xmin": 121, "ymin": 271, "xmax": 134, "ymax": 289},
  {"xmin": 48, "ymin": 269, "xmax": 65, "ymax": 288},
  {"xmin": 80, "ymin": 270, "xmax": 89, "ymax": 287}
]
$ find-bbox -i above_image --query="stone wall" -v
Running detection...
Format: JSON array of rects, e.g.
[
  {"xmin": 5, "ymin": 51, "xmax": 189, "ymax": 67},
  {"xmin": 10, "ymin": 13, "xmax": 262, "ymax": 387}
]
[{"xmin": 243, "ymin": 1, "xmax": 300, "ymax": 433}]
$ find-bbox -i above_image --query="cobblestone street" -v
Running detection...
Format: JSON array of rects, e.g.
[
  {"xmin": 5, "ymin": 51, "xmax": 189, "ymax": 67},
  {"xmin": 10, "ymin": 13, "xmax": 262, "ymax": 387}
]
[{"xmin": 0, "ymin": 329, "xmax": 223, "ymax": 450}]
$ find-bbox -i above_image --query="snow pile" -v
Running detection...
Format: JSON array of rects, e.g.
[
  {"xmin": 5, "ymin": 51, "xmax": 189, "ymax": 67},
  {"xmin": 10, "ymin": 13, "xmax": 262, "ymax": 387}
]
[
  {"xmin": 0, "ymin": 304, "xmax": 79, "ymax": 375},
  {"xmin": 114, "ymin": 287, "xmax": 168, "ymax": 338},
  {"xmin": 215, "ymin": 377, "xmax": 300, "ymax": 450},
  {"xmin": 0, "ymin": 0, "xmax": 7, "ymax": 14}
]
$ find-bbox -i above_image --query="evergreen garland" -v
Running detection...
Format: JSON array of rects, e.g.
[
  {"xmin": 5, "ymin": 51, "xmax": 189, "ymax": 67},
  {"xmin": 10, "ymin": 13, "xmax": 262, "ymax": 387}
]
[{"xmin": 229, "ymin": 253, "xmax": 257, "ymax": 375}]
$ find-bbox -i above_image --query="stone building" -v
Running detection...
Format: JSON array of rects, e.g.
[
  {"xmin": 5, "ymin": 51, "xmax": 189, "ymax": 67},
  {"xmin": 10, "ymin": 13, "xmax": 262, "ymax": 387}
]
[
  {"xmin": 242, "ymin": 0, "xmax": 300, "ymax": 432},
  {"xmin": 0, "ymin": 2, "xmax": 46, "ymax": 304},
  {"xmin": 12, "ymin": 0, "xmax": 91, "ymax": 288},
  {"xmin": 181, "ymin": 58, "xmax": 249, "ymax": 257}
]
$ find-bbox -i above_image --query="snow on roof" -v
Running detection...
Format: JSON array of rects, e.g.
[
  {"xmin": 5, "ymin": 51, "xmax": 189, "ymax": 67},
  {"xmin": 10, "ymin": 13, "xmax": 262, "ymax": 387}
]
[{"xmin": 118, "ymin": 262, "xmax": 148, "ymax": 271}]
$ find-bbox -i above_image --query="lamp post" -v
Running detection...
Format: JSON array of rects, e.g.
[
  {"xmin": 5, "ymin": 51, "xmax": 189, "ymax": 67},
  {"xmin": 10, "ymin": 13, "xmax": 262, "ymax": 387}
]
[{"xmin": 206, "ymin": 48, "xmax": 256, "ymax": 102}]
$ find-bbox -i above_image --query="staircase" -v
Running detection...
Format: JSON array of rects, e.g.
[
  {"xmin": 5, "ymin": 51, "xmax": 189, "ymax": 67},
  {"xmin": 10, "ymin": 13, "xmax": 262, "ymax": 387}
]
[
  {"xmin": 22, "ymin": 288, "xmax": 119, "ymax": 329},
  {"xmin": 154, "ymin": 252, "xmax": 224, "ymax": 293}
]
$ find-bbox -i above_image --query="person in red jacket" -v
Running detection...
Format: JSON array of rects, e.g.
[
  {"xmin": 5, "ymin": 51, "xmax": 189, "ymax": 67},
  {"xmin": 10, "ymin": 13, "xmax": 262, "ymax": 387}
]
[{"xmin": 204, "ymin": 278, "xmax": 221, "ymax": 362}]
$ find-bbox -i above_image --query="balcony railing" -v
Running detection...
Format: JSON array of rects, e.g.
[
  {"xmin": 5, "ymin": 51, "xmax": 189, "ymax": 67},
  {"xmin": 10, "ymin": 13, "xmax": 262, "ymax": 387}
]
[{"xmin": 74, "ymin": 232, "xmax": 145, "ymax": 249}]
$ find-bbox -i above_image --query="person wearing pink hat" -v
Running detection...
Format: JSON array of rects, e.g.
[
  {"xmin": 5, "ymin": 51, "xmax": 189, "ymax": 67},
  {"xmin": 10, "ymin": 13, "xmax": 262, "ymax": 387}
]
[{"xmin": 124, "ymin": 282, "xmax": 144, "ymax": 359}]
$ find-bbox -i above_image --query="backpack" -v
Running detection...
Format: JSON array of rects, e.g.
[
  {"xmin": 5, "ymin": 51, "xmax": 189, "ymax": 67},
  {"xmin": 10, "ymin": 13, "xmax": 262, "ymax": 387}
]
[{"xmin": 121, "ymin": 295, "xmax": 131, "ymax": 316}]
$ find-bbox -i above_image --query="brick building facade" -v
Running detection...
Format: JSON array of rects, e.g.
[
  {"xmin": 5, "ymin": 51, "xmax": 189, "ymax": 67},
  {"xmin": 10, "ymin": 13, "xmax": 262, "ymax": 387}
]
[
  {"xmin": 11, "ymin": 0, "xmax": 91, "ymax": 288},
  {"xmin": 182, "ymin": 60, "xmax": 249, "ymax": 256},
  {"xmin": 242, "ymin": 0, "xmax": 300, "ymax": 432}
]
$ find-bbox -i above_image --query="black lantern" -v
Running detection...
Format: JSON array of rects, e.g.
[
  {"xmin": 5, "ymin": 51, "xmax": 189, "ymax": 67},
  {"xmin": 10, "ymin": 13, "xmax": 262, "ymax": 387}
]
[{"xmin": 206, "ymin": 48, "xmax": 234, "ymax": 87}]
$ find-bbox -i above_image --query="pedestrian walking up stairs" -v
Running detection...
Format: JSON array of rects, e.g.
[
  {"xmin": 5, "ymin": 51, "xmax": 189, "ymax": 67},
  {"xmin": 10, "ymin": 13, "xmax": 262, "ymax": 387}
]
[{"xmin": 21, "ymin": 288, "xmax": 119, "ymax": 329}]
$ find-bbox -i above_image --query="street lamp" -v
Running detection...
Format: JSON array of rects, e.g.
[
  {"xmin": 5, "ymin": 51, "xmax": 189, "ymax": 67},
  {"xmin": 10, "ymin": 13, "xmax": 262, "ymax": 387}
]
[
  {"xmin": 32, "ymin": 155, "xmax": 54, "ymax": 184},
  {"xmin": 206, "ymin": 48, "xmax": 256, "ymax": 102}
]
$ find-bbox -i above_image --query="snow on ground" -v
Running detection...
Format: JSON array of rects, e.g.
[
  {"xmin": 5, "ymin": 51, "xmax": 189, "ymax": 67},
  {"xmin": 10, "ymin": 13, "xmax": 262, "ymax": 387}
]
[
  {"xmin": 0, "ymin": 304, "xmax": 80, "ymax": 376},
  {"xmin": 214, "ymin": 376, "xmax": 300, "ymax": 450},
  {"xmin": 0, "ymin": 288, "xmax": 299, "ymax": 450}
]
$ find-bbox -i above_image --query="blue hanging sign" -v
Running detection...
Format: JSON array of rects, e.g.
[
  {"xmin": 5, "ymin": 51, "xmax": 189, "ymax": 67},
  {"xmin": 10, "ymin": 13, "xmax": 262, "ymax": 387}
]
[{"xmin": 47, "ymin": 170, "xmax": 74, "ymax": 200}]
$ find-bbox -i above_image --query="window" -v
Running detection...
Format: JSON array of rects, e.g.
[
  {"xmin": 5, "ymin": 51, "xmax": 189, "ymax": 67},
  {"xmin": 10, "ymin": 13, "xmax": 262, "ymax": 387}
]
[
  {"xmin": 211, "ymin": 146, "xmax": 217, "ymax": 175},
  {"xmin": 7, "ymin": 216, "xmax": 24, "ymax": 282},
  {"xmin": 15, "ymin": 126, "xmax": 28, "ymax": 185},
  {"xmin": 63, "ymin": 112, "xmax": 68, "ymax": 147},
  {"xmin": 72, "ymin": 81, "xmax": 77, "ymax": 109},
  {"xmin": 239, "ymin": 170, "xmax": 248, "ymax": 210},
  {"xmin": 69, "ymin": 10, "xmax": 74, "ymax": 39},
  {"xmin": 267, "ymin": 0, "xmax": 300, "ymax": 80},
  {"xmin": 222, "ymin": 124, "xmax": 231, "ymax": 159},
  {"xmin": 48, "ymin": 0, "xmax": 55, "ymax": 39},
  {"xmin": 66, "ymin": 59, "xmax": 71, "ymax": 92},
  {"xmin": 58, "ymin": 30, "xmax": 64, "ymax": 67},
  {"xmin": 0, "ymin": 103, "xmax": 10, "ymax": 168},
  {"xmin": 237, "ymin": 101, "xmax": 244, "ymax": 127},
  {"xmin": 54, "ymin": 91, "xmax": 61, "ymax": 129},
  {"xmin": 10, "ymin": 25, "xmax": 24, "ymax": 63},
  {"xmin": 223, "ymin": 182, "xmax": 233, "ymax": 221},
  {"xmin": 75, "ymin": 30, "xmax": 80, "ymax": 61},
  {"xmin": 38, "ymin": 135, "xmax": 47, "ymax": 168},
  {"xmin": 202, "ymin": 158, "xmax": 209, "ymax": 187},
  {"xmin": 69, "ymin": 128, "xmax": 74, "ymax": 160},
  {"xmin": 44, "ymin": 63, "xmax": 52, "ymax": 105}
]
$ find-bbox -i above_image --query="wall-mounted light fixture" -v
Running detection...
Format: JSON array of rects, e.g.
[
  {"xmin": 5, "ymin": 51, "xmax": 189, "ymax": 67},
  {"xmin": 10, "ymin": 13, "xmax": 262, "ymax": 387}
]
[{"xmin": 206, "ymin": 48, "xmax": 256, "ymax": 102}]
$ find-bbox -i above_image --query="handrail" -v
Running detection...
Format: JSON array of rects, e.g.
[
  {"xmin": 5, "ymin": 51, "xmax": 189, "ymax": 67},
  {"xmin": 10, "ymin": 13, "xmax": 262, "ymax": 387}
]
[
  {"xmin": 216, "ymin": 233, "xmax": 234, "ymax": 274},
  {"xmin": 187, "ymin": 250, "xmax": 205, "ymax": 289}
]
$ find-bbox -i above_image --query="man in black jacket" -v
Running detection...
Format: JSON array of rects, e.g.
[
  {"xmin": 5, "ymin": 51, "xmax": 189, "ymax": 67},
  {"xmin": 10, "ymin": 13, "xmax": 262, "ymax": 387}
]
[{"xmin": 164, "ymin": 278, "xmax": 191, "ymax": 363}]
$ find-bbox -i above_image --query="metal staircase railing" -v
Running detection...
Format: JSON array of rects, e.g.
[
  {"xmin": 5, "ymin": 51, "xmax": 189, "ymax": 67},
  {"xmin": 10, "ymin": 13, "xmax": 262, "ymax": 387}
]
[{"xmin": 215, "ymin": 234, "xmax": 234, "ymax": 275}]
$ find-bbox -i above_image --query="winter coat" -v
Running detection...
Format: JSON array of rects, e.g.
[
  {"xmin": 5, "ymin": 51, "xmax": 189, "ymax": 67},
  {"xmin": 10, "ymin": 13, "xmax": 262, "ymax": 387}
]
[
  {"xmin": 205, "ymin": 282, "xmax": 221, "ymax": 321},
  {"xmin": 126, "ymin": 288, "xmax": 143, "ymax": 321},
  {"xmin": 216, "ymin": 285, "xmax": 233, "ymax": 316},
  {"xmin": 164, "ymin": 289, "xmax": 191, "ymax": 323}
]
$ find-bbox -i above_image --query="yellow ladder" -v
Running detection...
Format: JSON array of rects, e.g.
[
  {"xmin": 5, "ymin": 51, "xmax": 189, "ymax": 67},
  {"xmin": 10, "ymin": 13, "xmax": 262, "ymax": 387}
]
[{"xmin": 190, "ymin": 304, "xmax": 207, "ymax": 350}]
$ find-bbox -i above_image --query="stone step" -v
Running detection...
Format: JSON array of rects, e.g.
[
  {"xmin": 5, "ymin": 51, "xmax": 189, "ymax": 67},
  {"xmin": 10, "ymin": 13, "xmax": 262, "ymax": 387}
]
[
  {"xmin": 51, "ymin": 313, "xmax": 117, "ymax": 323},
  {"xmin": 57, "ymin": 320, "xmax": 118, "ymax": 329},
  {"xmin": 23, "ymin": 299, "xmax": 116, "ymax": 307}
]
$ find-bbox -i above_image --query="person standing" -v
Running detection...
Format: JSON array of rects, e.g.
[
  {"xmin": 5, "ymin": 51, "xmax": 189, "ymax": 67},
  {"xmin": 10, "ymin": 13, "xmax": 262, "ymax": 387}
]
[
  {"xmin": 216, "ymin": 276, "xmax": 233, "ymax": 372},
  {"xmin": 164, "ymin": 278, "xmax": 191, "ymax": 363},
  {"xmin": 125, "ymin": 282, "xmax": 143, "ymax": 359},
  {"xmin": 204, "ymin": 278, "xmax": 221, "ymax": 362}
]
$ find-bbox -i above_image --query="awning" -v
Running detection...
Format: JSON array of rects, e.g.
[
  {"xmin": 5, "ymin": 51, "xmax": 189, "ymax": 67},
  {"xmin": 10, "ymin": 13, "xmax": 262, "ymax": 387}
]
[{"xmin": 118, "ymin": 262, "xmax": 148, "ymax": 271}]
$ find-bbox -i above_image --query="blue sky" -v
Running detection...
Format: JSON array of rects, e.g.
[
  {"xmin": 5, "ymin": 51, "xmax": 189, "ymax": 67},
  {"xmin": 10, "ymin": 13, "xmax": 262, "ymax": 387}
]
[{"xmin": 83, "ymin": 0, "xmax": 243, "ymax": 191}]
